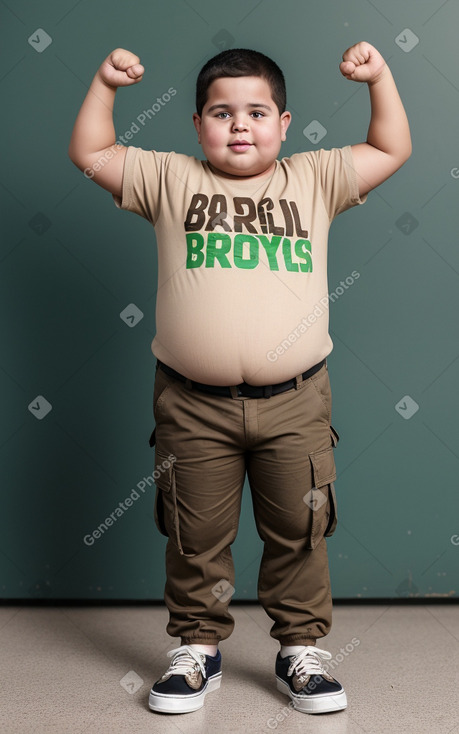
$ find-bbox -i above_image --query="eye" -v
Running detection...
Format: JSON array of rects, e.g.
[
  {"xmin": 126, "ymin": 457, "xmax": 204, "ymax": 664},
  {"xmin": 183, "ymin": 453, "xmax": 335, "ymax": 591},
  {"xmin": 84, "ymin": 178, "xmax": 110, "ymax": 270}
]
[
  {"xmin": 216, "ymin": 112, "xmax": 230, "ymax": 119},
  {"xmin": 251, "ymin": 111, "xmax": 264, "ymax": 119}
]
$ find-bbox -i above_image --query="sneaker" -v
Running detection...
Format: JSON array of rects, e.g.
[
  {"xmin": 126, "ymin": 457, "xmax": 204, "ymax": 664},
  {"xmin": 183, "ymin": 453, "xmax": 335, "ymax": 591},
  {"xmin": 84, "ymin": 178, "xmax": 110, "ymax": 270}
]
[
  {"xmin": 149, "ymin": 645, "xmax": 222, "ymax": 714},
  {"xmin": 275, "ymin": 645, "xmax": 347, "ymax": 714}
]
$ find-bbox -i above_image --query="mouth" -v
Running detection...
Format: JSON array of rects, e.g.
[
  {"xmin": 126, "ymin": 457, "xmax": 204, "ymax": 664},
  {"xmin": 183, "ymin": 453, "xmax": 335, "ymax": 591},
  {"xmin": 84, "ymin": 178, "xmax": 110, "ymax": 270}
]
[{"xmin": 229, "ymin": 140, "xmax": 253, "ymax": 152}]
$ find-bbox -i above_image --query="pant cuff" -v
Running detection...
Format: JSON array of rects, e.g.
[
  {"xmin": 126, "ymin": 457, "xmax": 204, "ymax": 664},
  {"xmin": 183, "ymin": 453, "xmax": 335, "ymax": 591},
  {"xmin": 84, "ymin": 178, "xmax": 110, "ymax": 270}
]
[
  {"xmin": 277, "ymin": 636, "xmax": 317, "ymax": 646},
  {"xmin": 181, "ymin": 637, "xmax": 220, "ymax": 645}
]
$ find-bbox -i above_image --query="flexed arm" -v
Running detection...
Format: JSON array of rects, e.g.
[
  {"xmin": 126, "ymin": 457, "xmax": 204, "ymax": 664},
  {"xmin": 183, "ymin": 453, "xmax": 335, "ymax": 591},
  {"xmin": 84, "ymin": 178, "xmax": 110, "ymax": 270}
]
[
  {"xmin": 340, "ymin": 42, "xmax": 412, "ymax": 196},
  {"xmin": 68, "ymin": 48, "xmax": 144, "ymax": 196}
]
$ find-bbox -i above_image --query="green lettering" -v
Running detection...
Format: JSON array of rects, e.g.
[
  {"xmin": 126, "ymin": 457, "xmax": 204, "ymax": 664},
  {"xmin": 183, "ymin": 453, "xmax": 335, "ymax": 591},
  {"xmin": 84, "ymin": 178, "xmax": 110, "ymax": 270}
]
[
  {"xmin": 234, "ymin": 234, "xmax": 259, "ymax": 269},
  {"xmin": 282, "ymin": 238, "xmax": 299, "ymax": 272},
  {"xmin": 295, "ymin": 239, "xmax": 313, "ymax": 272},
  {"xmin": 206, "ymin": 233, "xmax": 232, "ymax": 268},
  {"xmin": 186, "ymin": 233, "xmax": 205, "ymax": 268},
  {"xmin": 257, "ymin": 235, "xmax": 281, "ymax": 270}
]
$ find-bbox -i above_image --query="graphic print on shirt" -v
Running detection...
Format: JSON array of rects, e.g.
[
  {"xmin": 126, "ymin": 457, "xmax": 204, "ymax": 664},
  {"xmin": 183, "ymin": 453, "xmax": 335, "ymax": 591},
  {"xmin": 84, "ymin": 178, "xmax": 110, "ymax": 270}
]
[{"xmin": 184, "ymin": 193, "xmax": 313, "ymax": 272}]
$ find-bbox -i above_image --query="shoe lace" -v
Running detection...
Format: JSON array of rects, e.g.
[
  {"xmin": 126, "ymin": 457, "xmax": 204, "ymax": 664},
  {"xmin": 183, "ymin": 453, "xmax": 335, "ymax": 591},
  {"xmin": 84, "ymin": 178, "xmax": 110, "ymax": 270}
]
[
  {"xmin": 287, "ymin": 646, "xmax": 332, "ymax": 678},
  {"xmin": 165, "ymin": 645, "xmax": 207, "ymax": 679}
]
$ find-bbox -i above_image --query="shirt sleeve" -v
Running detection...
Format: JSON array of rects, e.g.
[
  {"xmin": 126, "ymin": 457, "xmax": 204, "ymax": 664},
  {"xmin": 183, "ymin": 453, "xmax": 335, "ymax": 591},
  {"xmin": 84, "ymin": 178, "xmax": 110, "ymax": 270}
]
[
  {"xmin": 112, "ymin": 146, "xmax": 174, "ymax": 225},
  {"xmin": 315, "ymin": 145, "xmax": 367, "ymax": 220}
]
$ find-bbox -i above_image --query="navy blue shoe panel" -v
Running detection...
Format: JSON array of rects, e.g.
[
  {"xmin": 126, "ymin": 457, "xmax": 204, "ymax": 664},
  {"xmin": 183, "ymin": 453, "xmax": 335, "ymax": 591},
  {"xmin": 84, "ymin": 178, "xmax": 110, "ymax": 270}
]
[
  {"xmin": 275, "ymin": 652, "xmax": 342, "ymax": 695},
  {"xmin": 152, "ymin": 650, "xmax": 222, "ymax": 695}
]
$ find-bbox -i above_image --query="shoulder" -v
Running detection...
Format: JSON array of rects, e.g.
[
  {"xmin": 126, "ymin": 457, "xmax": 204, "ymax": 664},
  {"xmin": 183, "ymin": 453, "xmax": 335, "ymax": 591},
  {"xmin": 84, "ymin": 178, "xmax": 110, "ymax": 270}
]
[
  {"xmin": 126, "ymin": 147, "xmax": 203, "ymax": 174},
  {"xmin": 279, "ymin": 146, "xmax": 352, "ymax": 171}
]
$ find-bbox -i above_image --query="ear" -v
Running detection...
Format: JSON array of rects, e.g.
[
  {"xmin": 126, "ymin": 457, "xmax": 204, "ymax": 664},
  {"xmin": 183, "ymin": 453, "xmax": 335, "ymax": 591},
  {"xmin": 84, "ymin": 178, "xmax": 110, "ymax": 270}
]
[
  {"xmin": 192, "ymin": 113, "xmax": 202, "ymax": 143},
  {"xmin": 280, "ymin": 111, "xmax": 292, "ymax": 142}
]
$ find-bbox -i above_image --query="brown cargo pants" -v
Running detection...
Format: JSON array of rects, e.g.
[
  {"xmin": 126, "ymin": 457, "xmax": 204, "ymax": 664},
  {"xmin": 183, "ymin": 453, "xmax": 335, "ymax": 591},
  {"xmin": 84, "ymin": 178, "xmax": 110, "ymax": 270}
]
[{"xmin": 150, "ymin": 359, "xmax": 339, "ymax": 646}]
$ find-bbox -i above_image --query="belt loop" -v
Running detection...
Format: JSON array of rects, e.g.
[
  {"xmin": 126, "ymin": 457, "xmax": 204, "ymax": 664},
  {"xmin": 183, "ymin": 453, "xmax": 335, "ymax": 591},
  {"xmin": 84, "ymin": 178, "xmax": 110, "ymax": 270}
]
[
  {"xmin": 230, "ymin": 386, "xmax": 239, "ymax": 399},
  {"xmin": 263, "ymin": 385, "xmax": 273, "ymax": 398},
  {"xmin": 295, "ymin": 373, "xmax": 304, "ymax": 389},
  {"xmin": 185, "ymin": 378, "xmax": 192, "ymax": 389}
]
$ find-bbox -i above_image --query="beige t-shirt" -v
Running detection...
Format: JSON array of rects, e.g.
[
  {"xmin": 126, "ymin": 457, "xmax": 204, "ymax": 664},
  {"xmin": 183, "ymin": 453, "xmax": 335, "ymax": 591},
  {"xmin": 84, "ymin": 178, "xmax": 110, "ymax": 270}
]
[{"xmin": 113, "ymin": 145, "xmax": 366, "ymax": 385}]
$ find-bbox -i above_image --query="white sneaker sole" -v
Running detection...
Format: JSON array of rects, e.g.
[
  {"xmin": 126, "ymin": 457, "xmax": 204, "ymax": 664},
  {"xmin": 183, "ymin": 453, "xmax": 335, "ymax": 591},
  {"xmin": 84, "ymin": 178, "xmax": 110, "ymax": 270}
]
[
  {"xmin": 149, "ymin": 672, "xmax": 222, "ymax": 714},
  {"xmin": 276, "ymin": 676, "xmax": 347, "ymax": 714}
]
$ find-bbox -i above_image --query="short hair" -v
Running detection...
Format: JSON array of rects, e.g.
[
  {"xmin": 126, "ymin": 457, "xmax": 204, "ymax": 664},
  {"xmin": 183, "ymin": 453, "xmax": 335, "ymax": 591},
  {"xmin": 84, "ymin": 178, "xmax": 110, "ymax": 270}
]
[{"xmin": 195, "ymin": 48, "xmax": 286, "ymax": 117}]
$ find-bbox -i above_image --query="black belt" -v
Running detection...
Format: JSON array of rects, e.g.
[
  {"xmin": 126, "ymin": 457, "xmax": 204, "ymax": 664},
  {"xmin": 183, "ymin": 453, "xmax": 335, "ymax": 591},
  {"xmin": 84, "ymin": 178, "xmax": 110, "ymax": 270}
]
[{"xmin": 156, "ymin": 358, "xmax": 326, "ymax": 398}]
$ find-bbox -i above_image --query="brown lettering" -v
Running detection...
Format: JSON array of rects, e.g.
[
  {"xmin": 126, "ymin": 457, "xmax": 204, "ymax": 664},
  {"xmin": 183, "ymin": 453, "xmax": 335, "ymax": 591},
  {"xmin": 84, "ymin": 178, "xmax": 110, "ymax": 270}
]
[
  {"xmin": 258, "ymin": 198, "xmax": 284, "ymax": 236},
  {"xmin": 290, "ymin": 201, "xmax": 308, "ymax": 238},
  {"xmin": 233, "ymin": 197, "xmax": 257, "ymax": 233},
  {"xmin": 279, "ymin": 199, "xmax": 294, "ymax": 237},
  {"xmin": 206, "ymin": 195, "xmax": 231, "ymax": 231},
  {"xmin": 184, "ymin": 194, "xmax": 208, "ymax": 231}
]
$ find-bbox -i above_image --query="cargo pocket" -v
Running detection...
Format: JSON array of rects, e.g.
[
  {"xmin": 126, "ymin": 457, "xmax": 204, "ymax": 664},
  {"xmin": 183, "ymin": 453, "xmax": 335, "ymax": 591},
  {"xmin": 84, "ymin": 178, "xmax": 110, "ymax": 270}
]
[
  {"xmin": 153, "ymin": 450, "xmax": 194, "ymax": 557},
  {"xmin": 153, "ymin": 368, "xmax": 171, "ymax": 420},
  {"xmin": 306, "ymin": 427, "xmax": 339, "ymax": 549}
]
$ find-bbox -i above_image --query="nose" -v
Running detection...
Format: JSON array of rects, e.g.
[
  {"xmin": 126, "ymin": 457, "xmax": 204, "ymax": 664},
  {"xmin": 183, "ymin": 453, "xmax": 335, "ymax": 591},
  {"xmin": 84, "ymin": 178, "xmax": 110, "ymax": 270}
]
[{"xmin": 231, "ymin": 114, "xmax": 249, "ymax": 132}]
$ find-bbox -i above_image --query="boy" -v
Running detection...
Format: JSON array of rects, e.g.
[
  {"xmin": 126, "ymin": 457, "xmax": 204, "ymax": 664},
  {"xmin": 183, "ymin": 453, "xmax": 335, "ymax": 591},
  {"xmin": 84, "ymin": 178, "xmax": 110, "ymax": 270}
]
[{"xmin": 68, "ymin": 42, "xmax": 411, "ymax": 716}]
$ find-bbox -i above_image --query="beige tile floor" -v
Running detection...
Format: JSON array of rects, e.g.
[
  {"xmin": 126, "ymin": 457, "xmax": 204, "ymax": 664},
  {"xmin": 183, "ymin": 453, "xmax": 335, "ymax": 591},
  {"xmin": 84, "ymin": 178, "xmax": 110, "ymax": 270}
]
[{"xmin": 0, "ymin": 603, "xmax": 458, "ymax": 734}]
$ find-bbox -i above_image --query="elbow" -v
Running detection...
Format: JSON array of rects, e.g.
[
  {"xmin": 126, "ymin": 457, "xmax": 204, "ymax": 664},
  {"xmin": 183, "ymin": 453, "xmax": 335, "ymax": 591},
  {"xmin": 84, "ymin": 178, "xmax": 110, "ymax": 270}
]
[
  {"xmin": 68, "ymin": 145, "xmax": 88, "ymax": 175},
  {"xmin": 68, "ymin": 143, "xmax": 79, "ymax": 166},
  {"xmin": 68, "ymin": 140, "xmax": 86, "ymax": 169},
  {"xmin": 404, "ymin": 138, "xmax": 413, "ymax": 162},
  {"xmin": 396, "ymin": 139, "xmax": 412, "ymax": 169},
  {"xmin": 403, "ymin": 127, "xmax": 413, "ymax": 162}
]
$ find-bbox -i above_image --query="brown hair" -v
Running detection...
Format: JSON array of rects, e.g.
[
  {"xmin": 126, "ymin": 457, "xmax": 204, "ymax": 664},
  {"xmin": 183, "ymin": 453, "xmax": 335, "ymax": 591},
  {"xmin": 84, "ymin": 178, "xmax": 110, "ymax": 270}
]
[{"xmin": 195, "ymin": 48, "xmax": 286, "ymax": 116}]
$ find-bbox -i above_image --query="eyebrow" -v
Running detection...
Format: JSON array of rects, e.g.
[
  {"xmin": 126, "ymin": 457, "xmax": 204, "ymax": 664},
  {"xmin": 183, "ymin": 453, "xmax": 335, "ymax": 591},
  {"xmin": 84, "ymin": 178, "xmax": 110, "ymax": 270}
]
[{"xmin": 207, "ymin": 103, "xmax": 272, "ymax": 112}]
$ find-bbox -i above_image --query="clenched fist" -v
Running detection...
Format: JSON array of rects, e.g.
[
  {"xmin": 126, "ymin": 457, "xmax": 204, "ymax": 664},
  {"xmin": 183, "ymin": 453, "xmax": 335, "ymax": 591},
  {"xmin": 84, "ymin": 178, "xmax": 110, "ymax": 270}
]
[
  {"xmin": 98, "ymin": 48, "xmax": 144, "ymax": 88},
  {"xmin": 339, "ymin": 42, "xmax": 387, "ymax": 84}
]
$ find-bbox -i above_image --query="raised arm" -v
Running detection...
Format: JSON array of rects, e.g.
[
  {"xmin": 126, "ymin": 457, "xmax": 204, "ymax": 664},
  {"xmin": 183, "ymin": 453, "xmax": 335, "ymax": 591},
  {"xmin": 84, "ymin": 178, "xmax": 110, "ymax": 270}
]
[
  {"xmin": 339, "ymin": 42, "xmax": 412, "ymax": 197},
  {"xmin": 68, "ymin": 48, "xmax": 144, "ymax": 197}
]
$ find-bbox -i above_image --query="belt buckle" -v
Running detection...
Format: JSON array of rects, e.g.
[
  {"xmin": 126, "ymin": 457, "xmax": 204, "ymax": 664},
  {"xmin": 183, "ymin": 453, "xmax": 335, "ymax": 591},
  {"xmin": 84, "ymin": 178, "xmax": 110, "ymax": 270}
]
[
  {"xmin": 236, "ymin": 383, "xmax": 253, "ymax": 398},
  {"xmin": 237, "ymin": 383, "xmax": 271, "ymax": 398}
]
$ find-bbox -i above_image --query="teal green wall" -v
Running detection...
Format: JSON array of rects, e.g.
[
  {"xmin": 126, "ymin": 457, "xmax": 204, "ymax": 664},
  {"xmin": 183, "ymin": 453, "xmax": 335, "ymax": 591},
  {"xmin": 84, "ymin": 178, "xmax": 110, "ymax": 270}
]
[{"xmin": 1, "ymin": 0, "xmax": 458, "ymax": 600}]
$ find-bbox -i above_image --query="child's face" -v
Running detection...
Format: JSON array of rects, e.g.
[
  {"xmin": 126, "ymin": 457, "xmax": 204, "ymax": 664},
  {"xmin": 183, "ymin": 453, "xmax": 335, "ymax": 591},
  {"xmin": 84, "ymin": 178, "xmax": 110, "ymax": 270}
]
[{"xmin": 193, "ymin": 76, "xmax": 291, "ymax": 179}]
